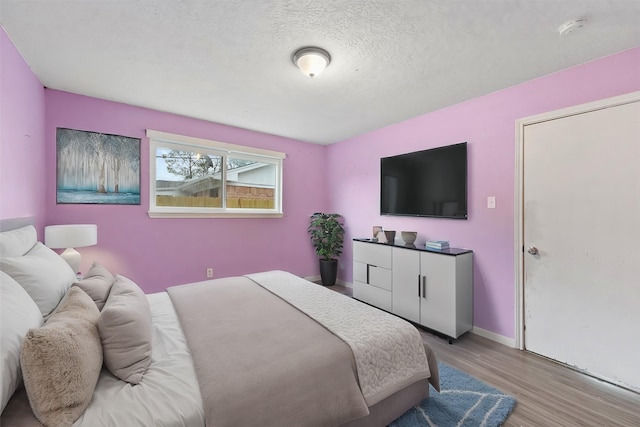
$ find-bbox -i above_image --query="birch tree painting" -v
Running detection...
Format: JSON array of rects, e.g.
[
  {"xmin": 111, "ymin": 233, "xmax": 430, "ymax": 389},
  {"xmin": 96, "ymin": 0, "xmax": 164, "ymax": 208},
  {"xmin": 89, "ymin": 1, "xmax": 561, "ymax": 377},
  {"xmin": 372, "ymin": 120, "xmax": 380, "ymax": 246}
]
[{"xmin": 56, "ymin": 128, "xmax": 140, "ymax": 204}]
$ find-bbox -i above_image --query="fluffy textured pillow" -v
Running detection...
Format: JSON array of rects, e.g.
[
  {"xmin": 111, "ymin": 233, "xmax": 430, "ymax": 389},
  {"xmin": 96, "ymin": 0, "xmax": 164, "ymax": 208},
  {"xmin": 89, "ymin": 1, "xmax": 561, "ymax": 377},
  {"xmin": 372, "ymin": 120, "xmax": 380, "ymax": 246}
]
[
  {"xmin": 20, "ymin": 286, "xmax": 102, "ymax": 427},
  {"xmin": 72, "ymin": 262, "xmax": 115, "ymax": 310},
  {"xmin": 0, "ymin": 242, "xmax": 76, "ymax": 318},
  {"xmin": 0, "ymin": 225, "xmax": 37, "ymax": 257},
  {"xmin": 98, "ymin": 275, "xmax": 152, "ymax": 384},
  {"xmin": 0, "ymin": 271, "xmax": 44, "ymax": 413}
]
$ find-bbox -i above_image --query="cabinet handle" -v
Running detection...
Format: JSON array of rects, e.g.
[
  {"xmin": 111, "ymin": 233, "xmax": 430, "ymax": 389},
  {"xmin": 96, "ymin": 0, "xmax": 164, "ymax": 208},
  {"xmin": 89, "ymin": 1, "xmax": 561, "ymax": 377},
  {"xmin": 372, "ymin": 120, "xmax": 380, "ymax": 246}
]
[
  {"xmin": 422, "ymin": 276, "xmax": 427, "ymax": 299},
  {"xmin": 417, "ymin": 274, "xmax": 421, "ymax": 297},
  {"xmin": 366, "ymin": 264, "xmax": 370, "ymax": 284}
]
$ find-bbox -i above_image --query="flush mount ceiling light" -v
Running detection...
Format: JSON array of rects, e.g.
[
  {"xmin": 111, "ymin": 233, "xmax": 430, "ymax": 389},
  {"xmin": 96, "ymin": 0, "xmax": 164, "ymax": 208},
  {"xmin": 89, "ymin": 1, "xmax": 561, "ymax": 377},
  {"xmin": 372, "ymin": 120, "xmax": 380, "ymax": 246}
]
[{"xmin": 292, "ymin": 47, "xmax": 331, "ymax": 78}]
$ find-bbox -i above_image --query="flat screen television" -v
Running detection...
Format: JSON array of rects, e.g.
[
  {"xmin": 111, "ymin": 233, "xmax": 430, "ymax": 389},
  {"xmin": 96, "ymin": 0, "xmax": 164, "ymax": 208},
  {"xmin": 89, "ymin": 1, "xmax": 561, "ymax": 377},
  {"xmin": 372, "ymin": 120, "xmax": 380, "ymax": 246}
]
[{"xmin": 380, "ymin": 142, "xmax": 467, "ymax": 219}]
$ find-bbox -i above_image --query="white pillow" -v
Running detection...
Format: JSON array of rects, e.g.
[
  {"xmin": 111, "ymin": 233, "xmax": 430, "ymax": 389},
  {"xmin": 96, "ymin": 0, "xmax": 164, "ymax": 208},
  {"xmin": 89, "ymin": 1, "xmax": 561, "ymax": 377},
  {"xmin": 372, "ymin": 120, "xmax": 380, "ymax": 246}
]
[
  {"xmin": 0, "ymin": 225, "xmax": 37, "ymax": 258},
  {"xmin": 0, "ymin": 242, "xmax": 76, "ymax": 318},
  {"xmin": 0, "ymin": 271, "xmax": 44, "ymax": 413}
]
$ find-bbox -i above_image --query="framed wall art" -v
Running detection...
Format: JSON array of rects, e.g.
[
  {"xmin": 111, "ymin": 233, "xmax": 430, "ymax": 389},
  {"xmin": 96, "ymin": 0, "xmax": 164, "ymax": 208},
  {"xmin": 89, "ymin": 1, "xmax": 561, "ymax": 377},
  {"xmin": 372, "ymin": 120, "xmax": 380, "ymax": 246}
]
[{"xmin": 56, "ymin": 128, "xmax": 141, "ymax": 204}]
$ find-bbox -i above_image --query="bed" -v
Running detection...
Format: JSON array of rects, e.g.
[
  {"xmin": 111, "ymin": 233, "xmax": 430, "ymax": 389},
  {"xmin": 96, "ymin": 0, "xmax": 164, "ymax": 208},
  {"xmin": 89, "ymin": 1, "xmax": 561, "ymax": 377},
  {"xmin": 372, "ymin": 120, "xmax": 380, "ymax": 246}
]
[{"xmin": 0, "ymin": 218, "xmax": 439, "ymax": 427}]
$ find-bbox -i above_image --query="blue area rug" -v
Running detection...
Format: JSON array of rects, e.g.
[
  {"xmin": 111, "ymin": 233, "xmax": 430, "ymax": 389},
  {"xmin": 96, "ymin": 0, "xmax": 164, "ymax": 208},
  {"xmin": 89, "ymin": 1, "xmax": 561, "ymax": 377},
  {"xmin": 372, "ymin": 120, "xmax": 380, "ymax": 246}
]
[{"xmin": 391, "ymin": 362, "xmax": 517, "ymax": 427}]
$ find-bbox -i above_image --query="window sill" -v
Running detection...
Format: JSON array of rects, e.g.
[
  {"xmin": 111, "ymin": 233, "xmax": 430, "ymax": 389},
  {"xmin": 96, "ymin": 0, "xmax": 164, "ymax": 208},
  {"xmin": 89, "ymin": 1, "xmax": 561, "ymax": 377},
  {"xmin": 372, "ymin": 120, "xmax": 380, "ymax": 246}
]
[{"xmin": 147, "ymin": 211, "xmax": 284, "ymax": 219}]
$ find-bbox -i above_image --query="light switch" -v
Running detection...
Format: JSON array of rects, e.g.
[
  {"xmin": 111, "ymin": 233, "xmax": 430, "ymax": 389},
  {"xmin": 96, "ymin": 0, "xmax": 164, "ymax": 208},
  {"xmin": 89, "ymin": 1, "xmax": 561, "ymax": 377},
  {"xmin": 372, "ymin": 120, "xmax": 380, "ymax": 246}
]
[{"xmin": 487, "ymin": 196, "xmax": 496, "ymax": 209}]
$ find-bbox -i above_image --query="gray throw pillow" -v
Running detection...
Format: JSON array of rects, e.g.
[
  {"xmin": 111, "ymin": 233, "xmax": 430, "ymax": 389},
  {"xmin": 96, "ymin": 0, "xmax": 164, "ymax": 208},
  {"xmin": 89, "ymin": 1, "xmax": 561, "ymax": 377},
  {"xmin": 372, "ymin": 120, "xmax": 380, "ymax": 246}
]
[
  {"xmin": 98, "ymin": 275, "xmax": 152, "ymax": 384},
  {"xmin": 20, "ymin": 286, "xmax": 102, "ymax": 427},
  {"xmin": 72, "ymin": 262, "xmax": 115, "ymax": 310}
]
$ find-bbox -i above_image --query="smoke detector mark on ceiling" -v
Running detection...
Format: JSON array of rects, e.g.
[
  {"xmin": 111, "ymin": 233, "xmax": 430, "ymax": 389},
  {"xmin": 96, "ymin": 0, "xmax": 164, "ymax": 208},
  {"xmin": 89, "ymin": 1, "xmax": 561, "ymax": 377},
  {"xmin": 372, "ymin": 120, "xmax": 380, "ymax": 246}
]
[{"xmin": 558, "ymin": 18, "xmax": 588, "ymax": 36}]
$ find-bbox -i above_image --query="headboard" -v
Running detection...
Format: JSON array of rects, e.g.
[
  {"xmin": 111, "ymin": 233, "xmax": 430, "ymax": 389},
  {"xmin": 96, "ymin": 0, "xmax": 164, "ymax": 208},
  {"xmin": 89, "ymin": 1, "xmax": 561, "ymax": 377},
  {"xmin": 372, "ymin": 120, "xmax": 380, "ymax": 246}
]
[{"xmin": 0, "ymin": 217, "xmax": 36, "ymax": 232}]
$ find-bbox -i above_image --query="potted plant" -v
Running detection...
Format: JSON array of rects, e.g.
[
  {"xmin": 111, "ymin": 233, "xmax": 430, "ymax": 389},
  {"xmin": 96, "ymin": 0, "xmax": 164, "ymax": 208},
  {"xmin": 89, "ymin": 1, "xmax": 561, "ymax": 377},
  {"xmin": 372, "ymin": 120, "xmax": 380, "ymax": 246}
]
[{"xmin": 308, "ymin": 212, "xmax": 345, "ymax": 286}]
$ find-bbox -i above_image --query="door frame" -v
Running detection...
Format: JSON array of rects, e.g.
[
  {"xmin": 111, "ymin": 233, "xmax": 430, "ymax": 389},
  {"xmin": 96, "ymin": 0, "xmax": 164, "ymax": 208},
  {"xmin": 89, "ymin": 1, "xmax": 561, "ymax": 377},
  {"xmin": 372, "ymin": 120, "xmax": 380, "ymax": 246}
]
[{"xmin": 513, "ymin": 90, "xmax": 640, "ymax": 350}]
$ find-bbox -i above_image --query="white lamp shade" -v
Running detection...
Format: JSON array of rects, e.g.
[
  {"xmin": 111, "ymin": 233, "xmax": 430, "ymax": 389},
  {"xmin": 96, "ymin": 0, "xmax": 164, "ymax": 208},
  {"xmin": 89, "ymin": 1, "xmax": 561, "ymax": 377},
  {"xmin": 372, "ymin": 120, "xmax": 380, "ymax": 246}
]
[
  {"xmin": 293, "ymin": 47, "xmax": 331, "ymax": 78},
  {"xmin": 44, "ymin": 224, "xmax": 97, "ymax": 249}
]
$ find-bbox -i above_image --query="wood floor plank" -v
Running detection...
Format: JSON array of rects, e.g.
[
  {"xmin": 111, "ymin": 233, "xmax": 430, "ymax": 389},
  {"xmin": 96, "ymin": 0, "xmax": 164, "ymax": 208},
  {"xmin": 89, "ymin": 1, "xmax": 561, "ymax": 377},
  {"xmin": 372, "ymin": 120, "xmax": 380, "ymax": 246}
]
[
  {"xmin": 326, "ymin": 283, "xmax": 640, "ymax": 426},
  {"xmin": 420, "ymin": 331, "xmax": 640, "ymax": 426}
]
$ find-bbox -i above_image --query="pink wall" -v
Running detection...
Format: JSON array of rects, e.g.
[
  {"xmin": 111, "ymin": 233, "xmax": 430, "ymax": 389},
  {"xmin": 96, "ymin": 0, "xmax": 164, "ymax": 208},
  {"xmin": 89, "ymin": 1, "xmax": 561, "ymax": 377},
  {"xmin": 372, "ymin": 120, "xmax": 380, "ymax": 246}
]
[
  {"xmin": 44, "ymin": 91, "xmax": 329, "ymax": 292},
  {"xmin": 327, "ymin": 47, "xmax": 640, "ymax": 339},
  {"xmin": 0, "ymin": 28, "xmax": 46, "ymax": 232}
]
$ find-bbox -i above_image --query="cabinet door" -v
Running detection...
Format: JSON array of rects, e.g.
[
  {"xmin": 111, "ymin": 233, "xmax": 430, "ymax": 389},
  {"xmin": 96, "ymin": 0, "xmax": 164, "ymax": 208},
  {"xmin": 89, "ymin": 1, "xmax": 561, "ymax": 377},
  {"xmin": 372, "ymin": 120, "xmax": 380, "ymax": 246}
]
[
  {"xmin": 392, "ymin": 248, "xmax": 420, "ymax": 323},
  {"xmin": 419, "ymin": 252, "xmax": 456, "ymax": 337}
]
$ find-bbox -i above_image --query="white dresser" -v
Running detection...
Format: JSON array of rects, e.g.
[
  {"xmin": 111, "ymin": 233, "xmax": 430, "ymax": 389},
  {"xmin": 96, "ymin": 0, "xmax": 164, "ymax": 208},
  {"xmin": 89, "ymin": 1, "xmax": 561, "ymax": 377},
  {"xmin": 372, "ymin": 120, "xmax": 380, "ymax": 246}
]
[{"xmin": 353, "ymin": 239, "xmax": 473, "ymax": 342}]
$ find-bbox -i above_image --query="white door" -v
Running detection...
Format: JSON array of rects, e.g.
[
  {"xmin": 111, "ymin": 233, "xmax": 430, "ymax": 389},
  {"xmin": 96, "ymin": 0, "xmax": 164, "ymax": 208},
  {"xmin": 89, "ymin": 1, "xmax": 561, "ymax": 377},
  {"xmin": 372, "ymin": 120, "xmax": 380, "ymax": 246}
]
[{"xmin": 523, "ymin": 99, "xmax": 640, "ymax": 391}]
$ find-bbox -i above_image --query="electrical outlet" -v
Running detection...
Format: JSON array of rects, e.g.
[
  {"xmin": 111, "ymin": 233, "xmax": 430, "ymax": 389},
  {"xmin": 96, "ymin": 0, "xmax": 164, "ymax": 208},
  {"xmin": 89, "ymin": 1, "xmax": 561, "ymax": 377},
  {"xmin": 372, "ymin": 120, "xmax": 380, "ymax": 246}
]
[
  {"xmin": 339, "ymin": 263, "xmax": 345, "ymax": 270},
  {"xmin": 487, "ymin": 196, "xmax": 496, "ymax": 209},
  {"xmin": 206, "ymin": 268, "xmax": 213, "ymax": 278}
]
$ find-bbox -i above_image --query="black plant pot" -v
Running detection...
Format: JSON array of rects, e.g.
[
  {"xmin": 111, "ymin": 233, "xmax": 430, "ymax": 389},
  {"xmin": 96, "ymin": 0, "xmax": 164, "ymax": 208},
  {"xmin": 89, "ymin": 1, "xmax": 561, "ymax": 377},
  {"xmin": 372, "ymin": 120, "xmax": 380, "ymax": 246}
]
[{"xmin": 319, "ymin": 259, "xmax": 338, "ymax": 286}]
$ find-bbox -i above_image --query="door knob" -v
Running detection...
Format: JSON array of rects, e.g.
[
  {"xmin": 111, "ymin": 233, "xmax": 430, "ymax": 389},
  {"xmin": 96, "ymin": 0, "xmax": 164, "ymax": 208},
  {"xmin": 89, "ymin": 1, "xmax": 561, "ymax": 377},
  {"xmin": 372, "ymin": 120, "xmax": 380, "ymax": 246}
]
[{"xmin": 528, "ymin": 246, "xmax": 539, "ymax": 255}]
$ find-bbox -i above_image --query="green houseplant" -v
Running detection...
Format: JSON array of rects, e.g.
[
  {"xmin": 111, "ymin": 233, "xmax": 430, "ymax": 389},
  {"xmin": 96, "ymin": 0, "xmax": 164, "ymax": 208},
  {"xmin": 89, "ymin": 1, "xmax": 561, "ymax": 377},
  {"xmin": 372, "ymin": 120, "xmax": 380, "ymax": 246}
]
[{"xmin": 308, "ymin": 212, "xmax": 345, "ymax": 286}]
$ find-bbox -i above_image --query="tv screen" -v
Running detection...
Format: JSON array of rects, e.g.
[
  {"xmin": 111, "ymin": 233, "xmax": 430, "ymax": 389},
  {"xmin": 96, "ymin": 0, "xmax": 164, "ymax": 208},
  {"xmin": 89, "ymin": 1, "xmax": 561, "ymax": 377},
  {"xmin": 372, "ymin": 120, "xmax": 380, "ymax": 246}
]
[{"xmin": 380, "ymin": 142, "xmax": 467, "ymax": 219}]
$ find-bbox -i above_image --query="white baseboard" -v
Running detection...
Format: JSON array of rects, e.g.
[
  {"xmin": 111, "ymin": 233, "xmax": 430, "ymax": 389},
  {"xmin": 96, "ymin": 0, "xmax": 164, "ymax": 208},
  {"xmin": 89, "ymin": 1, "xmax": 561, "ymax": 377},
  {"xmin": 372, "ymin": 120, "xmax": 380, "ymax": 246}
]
[
  {"xmin": 337, "ymin": 279, "xmax": 352, "ymax": 288},
  {"xmin": 471, "ymin": 326, "xmax": 516, "ymax": 348},
  {"xmin": 304, "ymin": 276, "xmax": 352, "ymax": 288}
]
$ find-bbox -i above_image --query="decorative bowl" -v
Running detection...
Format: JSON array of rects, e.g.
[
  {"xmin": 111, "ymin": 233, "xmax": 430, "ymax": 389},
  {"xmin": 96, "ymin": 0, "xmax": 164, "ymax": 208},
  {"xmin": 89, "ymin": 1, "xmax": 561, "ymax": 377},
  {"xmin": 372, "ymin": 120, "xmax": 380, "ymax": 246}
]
[
  {"xmin": 384, "ymin": 230, "xmax": 396, "ymax": 243},
  {"xmin": 401, "ymin": 231, "xmax": 417, "ymax": 244}
]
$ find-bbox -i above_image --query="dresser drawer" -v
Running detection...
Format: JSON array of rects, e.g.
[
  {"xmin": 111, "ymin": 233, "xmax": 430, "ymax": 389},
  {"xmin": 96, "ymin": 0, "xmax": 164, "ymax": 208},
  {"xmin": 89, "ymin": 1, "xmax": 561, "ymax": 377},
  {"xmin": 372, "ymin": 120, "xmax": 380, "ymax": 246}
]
[
  {"xmin": 353, "ymin": 261, "xmax": 368, "ymax": 283},
  {"xmin": 353, "ymin": 241, "xmax": 392, "ymax": 269},
  {"xmin": 353, "ymin": 281, "xmax": 392, "ymax": 312},
  {"xmin": 369, "ymin": 265, "xmax": 392, "ymax": 291},
  {"xmin": 353, "ymin": 262, "xmax": 392, "ymax": 291}
]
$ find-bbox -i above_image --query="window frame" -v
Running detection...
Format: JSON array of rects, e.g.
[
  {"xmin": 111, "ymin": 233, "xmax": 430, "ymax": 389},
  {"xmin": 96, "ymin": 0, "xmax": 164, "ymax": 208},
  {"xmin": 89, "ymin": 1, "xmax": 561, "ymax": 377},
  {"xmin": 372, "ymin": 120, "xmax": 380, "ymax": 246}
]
[{"xmin": 147, "ymin": 130, "xmax": 284, "ymax": 218}]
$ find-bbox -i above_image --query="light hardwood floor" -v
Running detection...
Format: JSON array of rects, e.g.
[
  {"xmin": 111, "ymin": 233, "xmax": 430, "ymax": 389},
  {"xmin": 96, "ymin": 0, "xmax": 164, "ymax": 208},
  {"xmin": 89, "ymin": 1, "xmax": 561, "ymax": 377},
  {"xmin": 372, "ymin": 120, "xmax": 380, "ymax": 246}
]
[{"xmin": 328, "ymin": 283, "xmax": 640, "ymax": 426}]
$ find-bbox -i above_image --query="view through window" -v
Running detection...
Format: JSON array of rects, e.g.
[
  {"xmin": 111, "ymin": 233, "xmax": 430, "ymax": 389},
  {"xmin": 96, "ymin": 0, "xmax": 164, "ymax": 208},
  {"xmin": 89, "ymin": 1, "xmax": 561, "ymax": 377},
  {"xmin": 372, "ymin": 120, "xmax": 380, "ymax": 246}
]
[{"xmin": 148, "ymin": 131, "xmax": 284, "ymax": 217}]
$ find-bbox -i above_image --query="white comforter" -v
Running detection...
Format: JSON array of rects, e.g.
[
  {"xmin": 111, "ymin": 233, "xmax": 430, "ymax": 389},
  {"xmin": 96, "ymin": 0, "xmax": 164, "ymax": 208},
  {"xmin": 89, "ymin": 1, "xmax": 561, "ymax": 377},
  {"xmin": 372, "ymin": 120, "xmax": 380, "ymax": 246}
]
[{"xmin": 74, "ymin": 293, "xmax": 204, "ymax": 426}]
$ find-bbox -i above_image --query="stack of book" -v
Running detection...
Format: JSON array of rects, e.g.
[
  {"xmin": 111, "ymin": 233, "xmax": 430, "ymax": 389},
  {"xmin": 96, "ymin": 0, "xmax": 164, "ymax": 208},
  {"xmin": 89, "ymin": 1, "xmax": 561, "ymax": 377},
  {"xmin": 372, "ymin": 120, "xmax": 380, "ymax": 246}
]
[{"xmin": 425, "ymin": 240, "xmax": 450, "ymax": 250}]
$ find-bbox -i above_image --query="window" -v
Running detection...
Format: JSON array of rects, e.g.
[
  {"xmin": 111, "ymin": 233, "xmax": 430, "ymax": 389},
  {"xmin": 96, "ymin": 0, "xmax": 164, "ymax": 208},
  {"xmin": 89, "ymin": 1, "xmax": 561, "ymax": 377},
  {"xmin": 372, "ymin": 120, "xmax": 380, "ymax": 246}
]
[{"xmin": 147, "ymin": 130, "xmax": 284, "ymax": 218}]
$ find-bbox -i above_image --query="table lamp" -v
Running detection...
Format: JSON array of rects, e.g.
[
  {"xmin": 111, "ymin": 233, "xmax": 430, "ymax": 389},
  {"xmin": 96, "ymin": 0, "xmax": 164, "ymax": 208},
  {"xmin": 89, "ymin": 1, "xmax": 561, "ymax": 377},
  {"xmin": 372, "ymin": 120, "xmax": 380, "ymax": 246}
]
[{"xmin": 44, "ymin": 224, "xmax": 97, "ymax": 274}]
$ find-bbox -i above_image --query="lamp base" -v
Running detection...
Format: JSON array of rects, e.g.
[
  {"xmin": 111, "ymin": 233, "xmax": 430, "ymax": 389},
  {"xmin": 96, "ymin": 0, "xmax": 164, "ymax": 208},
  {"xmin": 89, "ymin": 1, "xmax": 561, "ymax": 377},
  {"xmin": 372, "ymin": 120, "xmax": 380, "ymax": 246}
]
[{"xmin": 60, "ymin": 248, "xmax": 81, "ymax": 275}]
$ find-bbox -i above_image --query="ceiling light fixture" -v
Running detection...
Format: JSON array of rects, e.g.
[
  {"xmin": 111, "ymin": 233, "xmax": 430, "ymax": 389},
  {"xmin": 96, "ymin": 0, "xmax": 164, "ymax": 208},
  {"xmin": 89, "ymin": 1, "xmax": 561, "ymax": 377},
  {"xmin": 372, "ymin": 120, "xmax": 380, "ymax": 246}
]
[{"xmin": 292, "ymin": 47, "xmax": 331, "ymax": 78}]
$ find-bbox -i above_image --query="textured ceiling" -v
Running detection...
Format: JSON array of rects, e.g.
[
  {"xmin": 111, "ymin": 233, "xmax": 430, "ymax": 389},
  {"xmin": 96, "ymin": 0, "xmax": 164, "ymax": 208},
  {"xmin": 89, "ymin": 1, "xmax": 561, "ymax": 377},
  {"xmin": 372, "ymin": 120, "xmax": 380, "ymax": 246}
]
[{"xmin": 1, "ymin": 0, "xmax": 639, "ymax": 144}]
